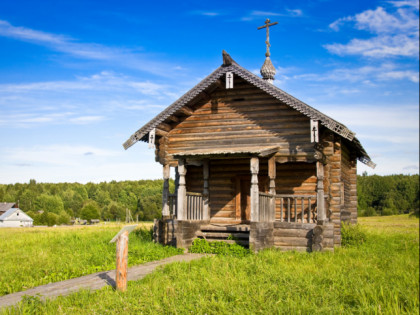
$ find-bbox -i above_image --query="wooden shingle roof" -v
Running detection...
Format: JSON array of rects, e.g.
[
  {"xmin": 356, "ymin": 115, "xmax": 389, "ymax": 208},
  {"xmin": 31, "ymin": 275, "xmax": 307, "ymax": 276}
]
[{"xmin": 123, "ymin": 52, "xmax": 374, "ymax": 167}]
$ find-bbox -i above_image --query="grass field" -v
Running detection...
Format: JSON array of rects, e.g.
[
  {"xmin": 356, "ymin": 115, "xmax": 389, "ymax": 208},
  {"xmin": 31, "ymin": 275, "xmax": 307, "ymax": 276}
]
[
  {"xmin": 0, "ymin": 223, "xmax": 182, "ymax": 296},
  {"xmin": 2, "ymin": 215, "xmax": 419, "ymax": 314}
]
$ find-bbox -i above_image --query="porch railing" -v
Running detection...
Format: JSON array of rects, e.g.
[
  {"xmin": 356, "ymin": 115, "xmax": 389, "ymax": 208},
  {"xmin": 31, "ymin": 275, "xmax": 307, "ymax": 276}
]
[
  {"xmin": 168, "ymin": 194, "xmax": 177, "ymax": 217},
  {"xmin": 258, "ymin": 192, "xmax": 275, "ymax": 222},
  {"xmin": 276, "ymin": 195, "xmax": 317, "ymax": 223},
  {"xmin": 186, "ymin": 192, "xmax": 203, "ymax": 220}
]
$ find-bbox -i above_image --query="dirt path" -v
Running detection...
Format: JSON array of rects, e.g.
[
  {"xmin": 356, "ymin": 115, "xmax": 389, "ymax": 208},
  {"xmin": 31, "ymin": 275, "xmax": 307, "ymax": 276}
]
[{"xmin": 0, "ymin": 253, "xmax": 205, "ymax": 309}]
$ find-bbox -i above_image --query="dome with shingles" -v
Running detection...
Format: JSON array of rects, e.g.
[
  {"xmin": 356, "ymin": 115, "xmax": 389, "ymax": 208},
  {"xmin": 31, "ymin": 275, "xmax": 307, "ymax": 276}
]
[{"xmin": 260, "ymin": 56, "xmax": 276, "ymax": 83}]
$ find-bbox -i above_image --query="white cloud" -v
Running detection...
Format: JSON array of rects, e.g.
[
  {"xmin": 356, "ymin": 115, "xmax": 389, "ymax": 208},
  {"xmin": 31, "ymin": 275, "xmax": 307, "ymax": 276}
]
[
  {"xmin": 325, "ymin": 34, "xmax": 419, "ymax": 58},
  {"xmin": 293, "ymin": 63, "xmax": 419, "ymax": 83},
  {"xmin": 69, "ymin": 116, "xmax": 105, "ymax": 124},
  {"xmin": 242, "ymin": 9, "xmax": 303, "ymax": 21},
  {"xmin": 0, "ymin": 71, "xmax": 177, "ymax": 127},
  {"xmin": 0, "ymin": 144, "xmax": 161, "ymax": 184},
  {"xmin": 326, "ymin": 5, "xmax": 419, "ymax": 58},
  {"xmin": 388, "ymin": 0, "xmax": 419, "ymax": 9},
  {"xmin": 319, "ymin": 105, "xmax": 419, "ymax": 131},
  {"xmin": 0, "ymin": 20, "xmax": 178, "ymax": 76},
  {"xmin": 4, "ymin": 145, "xmax": 119, "ymax": 167}
]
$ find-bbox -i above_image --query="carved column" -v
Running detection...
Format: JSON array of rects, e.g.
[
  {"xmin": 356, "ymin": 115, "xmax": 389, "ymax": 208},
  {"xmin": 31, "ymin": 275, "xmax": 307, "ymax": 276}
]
[
  {"xmin": 250, "ymin": 157, "xmax": 259, "ymax": 222},
  {"xmin": 268, "ymin": 156, "xmax": 276, "ymax": 222},
  {"xmin": 316, "ymin": 161, "xmax": 326, "ymax": 222},
  {"xmin": 162, "ymin": 164, "xmax": 170, "ymax": 218},
  {"xmin": 202, "ymin": 160, "xmax": 210, "ymax": 221},
  {"xmin": 177, "ymin": 159, "xmax": 187, "ymax": 220}
]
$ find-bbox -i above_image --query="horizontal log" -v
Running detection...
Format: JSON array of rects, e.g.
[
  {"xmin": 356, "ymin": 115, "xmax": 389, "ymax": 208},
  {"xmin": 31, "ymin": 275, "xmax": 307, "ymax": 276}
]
[
  {"xmin": 273, "ymin": 229, "xmax": 313, "ymax": 238},
  {"xmin": 168, "ymin": 130, "xmax": 309, "ymax": 143},
  {"xmin": 275, "ymin": 237, "xmax": 311, "ymax": 247}
]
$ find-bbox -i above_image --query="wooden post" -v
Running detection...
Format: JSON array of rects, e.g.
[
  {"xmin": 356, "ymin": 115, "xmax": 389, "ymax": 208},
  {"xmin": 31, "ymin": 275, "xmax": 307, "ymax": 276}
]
[
  {"xmin": 110, "ymin": 225, "xmax": 137, "ymax": 292},
  {"xmin": 177, "ymin": 159, "xmax": 187, "ymax": 220},
  {"xmin": 316, "ymin": 161, "xmax": 326, "ymax": 222},
  {"xmin": 250, "ymin": 157, "xmax": 259, "ymax": 222},
  {"xmin": 268, "ymin": 156, "xmax": 276, "ymax": 222},
  {"xmin": 116, "ymin": 230, "xmax": 129, "ymax": 292},
  {"xmin": 202, "ymin": 159, "xmax": 210, "ymax": 221},
  {"xmin": 162, "ymin": 164, "xmax": 170, "ymax": 218}
]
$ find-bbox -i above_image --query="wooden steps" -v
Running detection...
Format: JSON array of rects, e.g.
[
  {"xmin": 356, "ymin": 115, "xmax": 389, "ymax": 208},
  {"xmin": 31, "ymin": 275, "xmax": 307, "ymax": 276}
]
[{"xmin": 195, "ymin": 224, "xmax": 250, "ymax": 248}]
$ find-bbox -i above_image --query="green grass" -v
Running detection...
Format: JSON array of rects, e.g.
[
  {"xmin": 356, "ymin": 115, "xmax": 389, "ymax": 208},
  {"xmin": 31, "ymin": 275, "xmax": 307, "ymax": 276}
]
[
  {"xmin": 3, "ymin": 215, "xmax": 419, "ymax": 314},
  {"xmin": 0, "ymin": 224, "xmax": 182, "ymax": 296}
]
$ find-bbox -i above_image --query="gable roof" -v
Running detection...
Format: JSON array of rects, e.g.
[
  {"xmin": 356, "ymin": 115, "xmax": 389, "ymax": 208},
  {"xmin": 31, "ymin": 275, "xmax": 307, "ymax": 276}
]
[
  {"xmin": 0, "ymin": 208, "xmax": 33, "ymax": 222},
  {"xmin": 123, "ymin": 52, "xmax": 375, "ymax": 168},
  {"xmin": 0, "ymin": 202, "xmax": 16, "ymax": 214}
]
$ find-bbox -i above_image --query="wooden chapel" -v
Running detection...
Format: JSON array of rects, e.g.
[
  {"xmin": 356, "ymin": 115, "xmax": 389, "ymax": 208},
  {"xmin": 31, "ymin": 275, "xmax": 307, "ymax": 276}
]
[{"xmin": 123, "ymin": 22, "xmax": 374, "ymax": 252}]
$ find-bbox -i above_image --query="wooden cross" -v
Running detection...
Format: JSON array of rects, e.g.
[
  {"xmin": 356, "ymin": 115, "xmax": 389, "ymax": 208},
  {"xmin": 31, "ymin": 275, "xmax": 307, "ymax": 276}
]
[{"xmin": 257, "ymin": 19, "xmax": 278, "ymax": 57}]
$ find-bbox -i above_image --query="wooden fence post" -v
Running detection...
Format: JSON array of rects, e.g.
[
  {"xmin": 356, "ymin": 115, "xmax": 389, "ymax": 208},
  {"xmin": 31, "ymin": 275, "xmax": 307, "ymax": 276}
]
[
  {"xmin": 116, "ymin": 230, "xmax": 129, "ymax": 292},
  {"xmin": 110, "ymin": 225, "xmax": 137, "ymax": 292}
]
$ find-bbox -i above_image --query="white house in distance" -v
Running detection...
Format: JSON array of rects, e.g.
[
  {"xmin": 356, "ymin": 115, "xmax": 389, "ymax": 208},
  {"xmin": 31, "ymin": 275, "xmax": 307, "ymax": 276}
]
[{"xmin": 0, "ymin": 202, "xmax": 33, "ymax": 227}]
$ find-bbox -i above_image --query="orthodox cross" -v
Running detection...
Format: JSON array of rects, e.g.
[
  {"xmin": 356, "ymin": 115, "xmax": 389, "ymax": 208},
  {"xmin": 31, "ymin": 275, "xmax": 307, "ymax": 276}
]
[{"xmin": 257, "ymin": 19, "xmax": 278, "ymax": 57}]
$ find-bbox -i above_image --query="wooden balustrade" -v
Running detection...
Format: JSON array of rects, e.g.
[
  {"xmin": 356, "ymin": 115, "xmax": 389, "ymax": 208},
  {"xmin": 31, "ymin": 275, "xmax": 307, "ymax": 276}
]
[
  {"xmin": 186, "ymin": 192, "xmax": 203, "ymax": 220},
  {"xmin": 258, "ymin": 192, "xmax": 275, "ymax": 222},
  {"xmin": 276, "ymin": 195, "xmax": 317, "ymax": 223},
  {"xmin": 168, "ymin": 194, "xmax": 177, "ymax": 217}
]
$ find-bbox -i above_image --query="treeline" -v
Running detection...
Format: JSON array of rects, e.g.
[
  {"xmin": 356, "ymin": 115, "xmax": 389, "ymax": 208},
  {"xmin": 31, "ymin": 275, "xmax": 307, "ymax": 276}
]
[
  {"xmin": 0, "ymin": 174, "xmax": 418, "ymax": 225},
  {"xmin": 357, "ymin": 173, "xmax": 419, "ymax": 216},
  {"xmin": 0, "ymin": 179, "xmax": 174, "ymax": 226}
]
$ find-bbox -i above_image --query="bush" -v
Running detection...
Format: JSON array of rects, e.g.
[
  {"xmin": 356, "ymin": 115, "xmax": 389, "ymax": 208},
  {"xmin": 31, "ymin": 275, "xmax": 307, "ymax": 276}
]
[
  {"xmin": 381, "ymin": 208, "xmax": 394, "ymax": 216},
  {"xmin": 189, "ymin": 239, "xmax": 251, "ymax": 257},
  {"xmin": 359, "ymin": 207, "xmax": 377, "ymax": 217},
  {"xmin": 341, "ymin": 223, "xmax": 367, "ymax": 247}
]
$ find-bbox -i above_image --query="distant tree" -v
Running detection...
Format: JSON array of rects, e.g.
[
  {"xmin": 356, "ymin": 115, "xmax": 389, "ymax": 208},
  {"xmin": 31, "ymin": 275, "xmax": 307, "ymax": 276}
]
[
  {"xmin": 35, "ymin": 194, "xmax": 64, "ymax": 214},
  {"xmin": 57, "ymin": 210, "xmax": 71, "ymax": 225},
  {"xmin": 80, "ymin": 201, "xmax": 101, "ymax": 221}
]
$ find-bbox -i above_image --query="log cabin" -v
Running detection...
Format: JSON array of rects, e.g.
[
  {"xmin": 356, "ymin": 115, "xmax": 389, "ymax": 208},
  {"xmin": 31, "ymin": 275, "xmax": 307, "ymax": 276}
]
[{"xmin": 123, "ymin": 50, "xmax": 375, "ymax": 252}]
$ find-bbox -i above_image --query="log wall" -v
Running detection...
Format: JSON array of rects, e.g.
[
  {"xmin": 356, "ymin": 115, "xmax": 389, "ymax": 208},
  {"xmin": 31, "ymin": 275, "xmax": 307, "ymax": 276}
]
[
  {"xmin": 341, "ymin": 144, "xmax": 358, "ymax": 224},
  {"xmin": 273, "ymin": 222, "xmax": 334, "ymax": 252},
  {"xmin": 325, "ymin": 135, "xmax": 343, "ymax": 245},
  {"xmin": 159, "ymin": 77, "xmax": 313, "ymax": 164}
]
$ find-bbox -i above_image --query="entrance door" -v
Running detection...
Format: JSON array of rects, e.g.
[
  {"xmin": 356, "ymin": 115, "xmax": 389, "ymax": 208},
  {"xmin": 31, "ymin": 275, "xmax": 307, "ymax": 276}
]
[{"xmin": 235, "ymin": 176, "xmax": 251, "ymax": 222}]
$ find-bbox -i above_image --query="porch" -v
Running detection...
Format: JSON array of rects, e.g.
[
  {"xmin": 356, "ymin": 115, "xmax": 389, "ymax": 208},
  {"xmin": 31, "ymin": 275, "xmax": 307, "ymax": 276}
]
[{"xmin": 155, "ymin": 155, "xmax": 334, "ymax": 252}]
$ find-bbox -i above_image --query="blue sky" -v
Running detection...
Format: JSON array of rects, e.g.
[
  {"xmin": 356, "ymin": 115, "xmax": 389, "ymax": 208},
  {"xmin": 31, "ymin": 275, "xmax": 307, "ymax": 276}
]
[{"xmin": 0, "ymin": 0, "xmax": 418, "ymax": 184}]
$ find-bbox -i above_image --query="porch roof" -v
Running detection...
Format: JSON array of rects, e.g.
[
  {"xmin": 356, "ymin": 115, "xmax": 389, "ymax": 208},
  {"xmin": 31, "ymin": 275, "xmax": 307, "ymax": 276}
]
[{"xmin": 171, "ymin": 146, "xmax": 279, "ymax": 159}]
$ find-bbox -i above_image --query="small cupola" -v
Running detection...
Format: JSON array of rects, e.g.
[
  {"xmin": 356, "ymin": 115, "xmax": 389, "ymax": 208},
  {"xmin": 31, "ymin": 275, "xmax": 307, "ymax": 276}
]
[{"xmin": 257, "ymin": 19, "xmax": 278, "ymax": 84}]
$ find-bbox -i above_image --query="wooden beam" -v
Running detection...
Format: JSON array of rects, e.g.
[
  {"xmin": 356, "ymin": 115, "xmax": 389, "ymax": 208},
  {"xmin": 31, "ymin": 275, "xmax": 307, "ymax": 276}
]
[
  {"xmin": 155, "ymin": 128, "xmax": 168, "ymax": 137},
  {"xmin": 167, "ymin": 115, "xmax": 180, "ymax": 123},
  {"xmin": 179, "ymin": 106, "xmax": 194, "ymax": 116},
  {"xmin": 157, "ymin": 122, "xmax": 172, "ymax": 132}
]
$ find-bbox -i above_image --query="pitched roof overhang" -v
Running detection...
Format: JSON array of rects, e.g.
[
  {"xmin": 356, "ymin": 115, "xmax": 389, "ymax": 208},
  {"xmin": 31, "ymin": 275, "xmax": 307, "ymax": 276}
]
[{"xmin": 123, "ymin": 56, "xmax": 375, "ymax": 168}]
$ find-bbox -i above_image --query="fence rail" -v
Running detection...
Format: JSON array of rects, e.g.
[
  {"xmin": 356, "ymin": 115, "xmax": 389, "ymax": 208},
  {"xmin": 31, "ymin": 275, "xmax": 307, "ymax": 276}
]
[
  {"xmin": 276, "ymin": 194, "xmax": 317, "ymax": 223},
  {"xmin": 186, "ymin": 192, "xmax": 203, "ymax": 220}
]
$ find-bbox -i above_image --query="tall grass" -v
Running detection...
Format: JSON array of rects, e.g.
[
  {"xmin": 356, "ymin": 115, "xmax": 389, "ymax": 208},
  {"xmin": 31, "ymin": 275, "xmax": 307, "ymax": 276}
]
[
  {"xmin": 3, "ymin": 215, "xmax": 418, "ymax": 314},
  {"xmin": 0, "ymin": 224, "xmax": 182, "ymax": 296}
]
